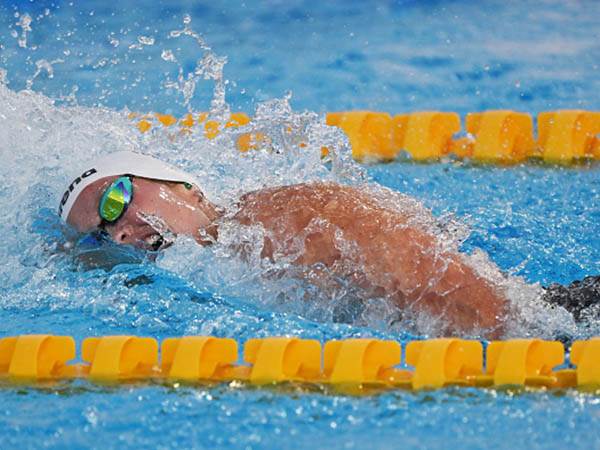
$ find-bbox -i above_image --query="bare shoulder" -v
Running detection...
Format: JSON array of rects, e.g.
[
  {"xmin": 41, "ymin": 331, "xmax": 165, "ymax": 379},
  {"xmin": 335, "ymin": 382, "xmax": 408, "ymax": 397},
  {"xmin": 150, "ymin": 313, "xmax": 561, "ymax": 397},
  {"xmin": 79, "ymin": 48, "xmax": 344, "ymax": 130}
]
[
  {"xmin": 234, "ymin": 182, "xmax": 404, "ymax": 231},
  {"xmin": 233, "ymin": 182, "xmax": 354, "ymax": 224}
]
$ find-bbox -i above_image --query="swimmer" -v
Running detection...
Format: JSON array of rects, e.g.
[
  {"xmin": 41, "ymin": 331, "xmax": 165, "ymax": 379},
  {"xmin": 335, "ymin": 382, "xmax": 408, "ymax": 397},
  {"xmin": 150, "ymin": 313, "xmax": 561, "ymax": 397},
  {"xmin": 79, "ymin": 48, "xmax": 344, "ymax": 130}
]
[{"xmin": 59, "ymin": 151, "xmax": 599, "ymax": 337}]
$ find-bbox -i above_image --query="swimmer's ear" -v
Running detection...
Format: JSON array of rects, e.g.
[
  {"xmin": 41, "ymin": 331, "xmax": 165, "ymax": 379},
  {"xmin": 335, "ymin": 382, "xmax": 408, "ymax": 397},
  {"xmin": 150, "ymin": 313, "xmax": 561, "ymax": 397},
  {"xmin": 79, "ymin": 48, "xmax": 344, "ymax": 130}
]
[
  {"xmin": 176, "ymin": 181, "xmax": 203, "ymax": 200},
  {"xmin": 190, "ymin": 186, "xmax": 206, "ymax": 201}
]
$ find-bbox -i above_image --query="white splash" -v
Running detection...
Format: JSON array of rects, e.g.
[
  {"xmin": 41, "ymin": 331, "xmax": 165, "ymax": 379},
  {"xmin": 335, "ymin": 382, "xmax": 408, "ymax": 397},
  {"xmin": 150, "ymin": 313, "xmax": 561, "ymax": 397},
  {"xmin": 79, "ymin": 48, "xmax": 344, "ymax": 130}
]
[{"xmin": 164, "ymin": 15, "xmax": 229, "ymax": 118}]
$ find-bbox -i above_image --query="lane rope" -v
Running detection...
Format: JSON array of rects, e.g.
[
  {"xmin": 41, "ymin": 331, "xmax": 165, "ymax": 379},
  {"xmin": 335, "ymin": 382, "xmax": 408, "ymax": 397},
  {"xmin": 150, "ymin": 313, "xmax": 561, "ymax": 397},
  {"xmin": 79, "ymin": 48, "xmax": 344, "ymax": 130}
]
[
  {"xmin": 2, "ymin": 335, "xmax": 599, "ymax": 390},
  {"xmin": 131, "ymin": 110, "xmax": 600, "ymax": 164}
]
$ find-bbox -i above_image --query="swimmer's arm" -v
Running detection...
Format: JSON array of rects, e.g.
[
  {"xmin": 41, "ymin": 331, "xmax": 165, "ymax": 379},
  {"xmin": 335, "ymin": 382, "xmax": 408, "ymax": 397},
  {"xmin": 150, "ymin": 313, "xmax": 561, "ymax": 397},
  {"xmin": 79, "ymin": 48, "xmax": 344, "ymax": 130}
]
[
  {"xmin": 377, "ymin": 226, "xmax": 507, "ymax": 336},
  {"xmin": 426, "ymin": 254, "xmax": 507, "ymax": 336}
]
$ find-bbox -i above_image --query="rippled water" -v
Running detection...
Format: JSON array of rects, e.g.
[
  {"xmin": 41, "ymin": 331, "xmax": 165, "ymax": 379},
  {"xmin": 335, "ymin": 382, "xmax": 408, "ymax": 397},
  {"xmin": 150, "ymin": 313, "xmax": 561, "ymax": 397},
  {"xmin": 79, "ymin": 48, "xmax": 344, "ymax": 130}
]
[{"xmin": 1, "ymin": 1, "xmax": 600, "ymax": 449}]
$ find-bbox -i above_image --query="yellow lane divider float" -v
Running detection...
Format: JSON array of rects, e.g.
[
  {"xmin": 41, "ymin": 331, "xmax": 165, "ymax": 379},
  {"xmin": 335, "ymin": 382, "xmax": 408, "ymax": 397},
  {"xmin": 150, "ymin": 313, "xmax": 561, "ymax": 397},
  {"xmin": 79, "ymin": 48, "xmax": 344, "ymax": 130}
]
[
  {"xmin": 132, "ymin": 110, "xmax": 600, "ymax": 164},
  {"xmin": 2, "ymin": 335, "xmax": 600, "ymax": 391}
]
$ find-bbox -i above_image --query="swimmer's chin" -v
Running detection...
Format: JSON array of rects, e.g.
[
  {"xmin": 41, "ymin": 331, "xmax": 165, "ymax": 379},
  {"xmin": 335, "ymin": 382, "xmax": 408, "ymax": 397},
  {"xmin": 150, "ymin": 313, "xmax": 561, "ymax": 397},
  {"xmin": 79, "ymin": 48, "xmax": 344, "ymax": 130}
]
[{"xmin": 195, "ymin": 224, "xmax": 218, "ymax": 246}]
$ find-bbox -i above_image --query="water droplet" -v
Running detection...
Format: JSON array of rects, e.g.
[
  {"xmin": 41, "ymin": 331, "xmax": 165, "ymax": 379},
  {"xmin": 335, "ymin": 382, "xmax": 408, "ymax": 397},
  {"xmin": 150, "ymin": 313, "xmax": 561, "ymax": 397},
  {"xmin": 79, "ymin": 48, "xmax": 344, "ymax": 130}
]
[
  {"xmin": 161, "ymin": 49, "xmax": 176, "ymax": 62},
  {"xmin": 138, "ymin": 35, "xmax": 155, "ymax": 46},
  {"xmin": 14, "ymin": 13, "xmax": 32, "ymax": 48}
]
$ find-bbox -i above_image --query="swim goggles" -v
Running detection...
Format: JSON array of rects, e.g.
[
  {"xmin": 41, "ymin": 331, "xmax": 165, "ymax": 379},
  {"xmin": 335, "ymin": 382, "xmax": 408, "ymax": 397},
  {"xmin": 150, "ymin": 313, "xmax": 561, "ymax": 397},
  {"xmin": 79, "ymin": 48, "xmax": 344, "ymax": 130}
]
[{"xmin": 98, "ymin": 176, "xmax": 133, "ymax": 225}]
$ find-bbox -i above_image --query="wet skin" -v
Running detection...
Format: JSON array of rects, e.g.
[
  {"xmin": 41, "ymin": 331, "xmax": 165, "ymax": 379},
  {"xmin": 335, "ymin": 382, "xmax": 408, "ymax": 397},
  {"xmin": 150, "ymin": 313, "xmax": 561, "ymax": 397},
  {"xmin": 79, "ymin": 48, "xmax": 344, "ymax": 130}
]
[{"xmin": 68, "ymin": 178, "xmax": 508, "ymax": 336}]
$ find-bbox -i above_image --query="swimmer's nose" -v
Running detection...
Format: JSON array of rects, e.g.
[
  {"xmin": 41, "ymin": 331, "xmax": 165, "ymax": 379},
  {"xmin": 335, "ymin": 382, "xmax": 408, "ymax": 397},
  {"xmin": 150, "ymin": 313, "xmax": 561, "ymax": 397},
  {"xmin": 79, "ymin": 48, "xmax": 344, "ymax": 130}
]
[{"xmin": 111, "ymin": 224, "xmax": 136, "ymax": 245}]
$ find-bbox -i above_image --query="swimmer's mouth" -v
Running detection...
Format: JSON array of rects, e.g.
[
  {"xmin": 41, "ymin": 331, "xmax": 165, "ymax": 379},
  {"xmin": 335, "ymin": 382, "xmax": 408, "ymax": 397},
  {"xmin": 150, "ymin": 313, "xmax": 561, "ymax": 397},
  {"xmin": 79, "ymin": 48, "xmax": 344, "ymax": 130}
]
[
  {"xmin": 137, "ymin": 213, "xmax": 176, "ymax": 252},
  {"xmin": 145, "ymin": 233, "xmax": 173, "ymax": 251}
]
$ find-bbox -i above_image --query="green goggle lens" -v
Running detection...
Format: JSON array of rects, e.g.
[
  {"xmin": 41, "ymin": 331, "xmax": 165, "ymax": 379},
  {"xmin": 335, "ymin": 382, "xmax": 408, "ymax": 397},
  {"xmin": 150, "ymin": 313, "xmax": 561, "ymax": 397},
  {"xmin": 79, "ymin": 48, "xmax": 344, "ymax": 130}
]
[{"xmin": 99, "ymin": 176, "xmax": 133, "ymax": 223}]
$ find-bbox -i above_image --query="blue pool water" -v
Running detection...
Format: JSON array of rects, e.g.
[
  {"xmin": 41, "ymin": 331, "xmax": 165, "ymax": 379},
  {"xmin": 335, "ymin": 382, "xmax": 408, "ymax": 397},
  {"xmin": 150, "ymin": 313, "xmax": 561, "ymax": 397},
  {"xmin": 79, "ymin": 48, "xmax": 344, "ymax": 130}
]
[{"xmin": 1, "ymin": 0, "xmax": 600, "ymax": 449}]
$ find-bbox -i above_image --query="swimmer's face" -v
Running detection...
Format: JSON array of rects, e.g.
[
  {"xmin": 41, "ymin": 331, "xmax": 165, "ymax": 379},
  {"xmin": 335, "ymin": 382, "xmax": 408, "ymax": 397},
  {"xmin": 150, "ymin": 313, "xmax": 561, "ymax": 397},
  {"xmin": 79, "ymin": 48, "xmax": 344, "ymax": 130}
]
[{"xmin": 67, "ymin": 176, "xmax": 219, "ymax": 249}]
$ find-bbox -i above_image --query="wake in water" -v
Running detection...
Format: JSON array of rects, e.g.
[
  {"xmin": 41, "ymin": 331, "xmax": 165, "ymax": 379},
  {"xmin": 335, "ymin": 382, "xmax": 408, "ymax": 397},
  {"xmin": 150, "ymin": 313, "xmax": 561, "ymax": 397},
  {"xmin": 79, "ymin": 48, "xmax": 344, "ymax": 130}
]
[{"xmin": 0, "ymin": 15, "xmax": 591, "ymax": 341}]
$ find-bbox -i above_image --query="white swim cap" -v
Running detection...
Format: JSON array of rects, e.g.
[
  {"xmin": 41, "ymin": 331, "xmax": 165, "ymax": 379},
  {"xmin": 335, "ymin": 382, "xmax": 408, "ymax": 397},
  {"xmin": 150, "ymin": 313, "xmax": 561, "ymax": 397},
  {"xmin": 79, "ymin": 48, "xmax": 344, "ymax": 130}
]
[{"xmin": 58, "ymin": 151, "xmax": 201, "ymax": 221}]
